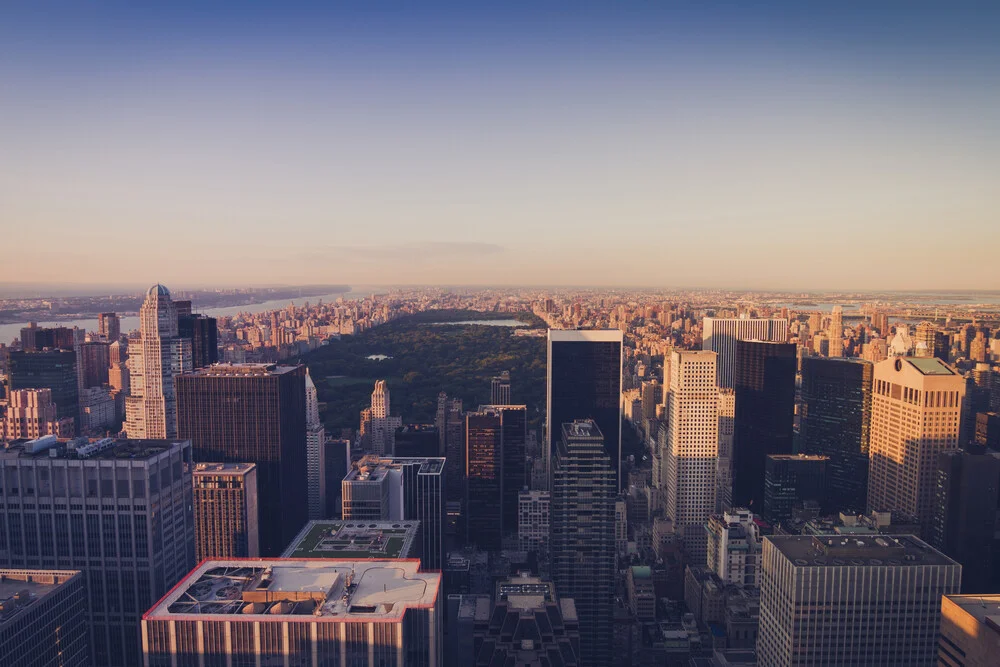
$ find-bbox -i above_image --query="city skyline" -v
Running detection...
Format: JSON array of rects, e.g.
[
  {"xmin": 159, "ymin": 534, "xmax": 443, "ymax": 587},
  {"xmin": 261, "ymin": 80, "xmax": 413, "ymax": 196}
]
[{"xmin": 3, "ymin": 3, "xmax": 1000, "ymax": 289}]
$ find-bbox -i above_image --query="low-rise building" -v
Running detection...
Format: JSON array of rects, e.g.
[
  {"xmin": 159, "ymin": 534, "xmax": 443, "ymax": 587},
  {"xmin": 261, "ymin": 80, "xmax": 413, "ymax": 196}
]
[{"xmin": 282, "ymin": 519, "xmax": 420, "ymax": 560}]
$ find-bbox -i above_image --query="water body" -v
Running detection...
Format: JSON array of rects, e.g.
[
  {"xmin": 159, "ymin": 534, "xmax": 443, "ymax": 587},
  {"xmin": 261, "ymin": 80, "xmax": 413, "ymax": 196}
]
[
  {"xmin": 428, "ymin": 319, "xmax": 527, "ymax": 327},
  {"xmin": 1, "ymin": 286, "xmax": 387, "ymax": 345}
]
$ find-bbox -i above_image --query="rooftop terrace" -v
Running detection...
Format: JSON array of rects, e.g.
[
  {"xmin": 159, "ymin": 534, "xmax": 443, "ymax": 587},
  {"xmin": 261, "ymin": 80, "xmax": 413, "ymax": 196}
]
[{"xmin": 281, "ymin": 521, "xmax": 418, "ymax": 560}]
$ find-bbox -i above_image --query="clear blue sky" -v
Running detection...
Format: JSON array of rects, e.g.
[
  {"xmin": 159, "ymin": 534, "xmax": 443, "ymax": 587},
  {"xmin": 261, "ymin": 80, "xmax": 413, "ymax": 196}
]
[{"xmin": 2, "ymin": 2, "xmax": 998, "ymax": 290}]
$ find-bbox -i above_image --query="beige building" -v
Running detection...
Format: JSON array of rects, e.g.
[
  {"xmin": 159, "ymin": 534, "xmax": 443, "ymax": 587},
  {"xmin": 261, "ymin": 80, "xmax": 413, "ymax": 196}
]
[
  {"xmin": 2, "ymin": 388, "xmax": 73, "ymax": 440},
  {"xmin": 867, "ymin": 357, "xmax": 965, "ymax": 534},
  {"xmin": 939, "ymin": 594, "xmax": 1000, "ymax": 667},
  {"xmin": 827, "ymin": 305, "xmax": 844, "ymax": 357}
]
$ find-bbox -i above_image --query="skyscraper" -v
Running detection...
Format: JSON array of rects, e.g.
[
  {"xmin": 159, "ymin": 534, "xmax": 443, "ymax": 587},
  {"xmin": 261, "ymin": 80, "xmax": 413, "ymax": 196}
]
[
  {"xmin": 732, "ymin": 340, "xmax": 796, "ymax": 508},
  {"xmin": 757, "ymin": 535, "xmax": 960, "ymax": 666},
  {"xmin": 799, "ymin": 357, "xmax": 873, "ymax": 513},
  {"xmin": 1, "ymin": 388, "xmax": 74, "ymax": 439},
  {"xmin": 930, "ymin": 449, "xmax": 1000, "ymax": 593},
  {"xmin": 490, "ymin": 370, "xmax": 512, "ymax": 405},
  {"xmin": 827, "ymin": 305, "xmax": 844, "ymax": 357},
  {"xmin": 192, "ymin": 462, "xmax": 260, "ymax": 561},
  {"xmin": 663, "ymin": 350, "xmax": 719, "ymax": 561},
  {"xmin": 716, "ymin": 387, "xmax": 735, "ymax": 512},
  {"xmin": 0, "ymin": 437, "xmax": 196, "ymax": 666},
  {"xmin": 125, "ymin": 284, "xmax": 192, "ymax": 439},
  {"xmin": 867, "ymin": 357, "xmax": 965, "ymax": 534},
  {"xmin": 702, "ymin": 317, "xmax": 788, "ymax": 389},
  {"xmin": 175, "ymin": 363, "xmax": 308, "ymax": 556},
  {"xmin": 342, "ymin": 456, "xmax": 446, "ymax": 570},
  {"xmin": 546, "ymin": 329, "xmax": 623, "ymax": 488},
  {"xmin": 323, "ymin": 438, "xmax": 351, "ymax": 518},
  {"xmin": 367, "ymin": 380, "xmax": 402, "ymax": 456},
  {"xmin": 9, "ymin": 349, "xmax": 79, "ymax": 432},
  {"xmin": 78, "ymin": 341, "xmax": 110, "ymax": 388},
  {"xmin": 0, "ymin": 568, "xmax": 89, "ymax": 667},
  {"xmin": 550, "ymin": 421, "xmax": 616, "ymax": 667},
  {"xmin": 176, "ymin": 312, "xmax": 218, "ymax": 369},
  {"xmin": 762, "ymin": 454, "xmax": 829, "ymax": 526},
  {"xmin": 464, "ymin": 405, "xmax": 527, "ymax": 549},
  {"xmin": 19, "ymin": 323, "xmax": 75, "ymax": 352},
  {"xmin": 939, "ymin": 595, "xmax": 1000, "ymax": 666},
  {"xmin": 98, "ymin": 312, "xmax": 120, "ymax": 342},
  {"xmin": 304, "ymin": 368, "xmax": 327, "ymax": 519}
]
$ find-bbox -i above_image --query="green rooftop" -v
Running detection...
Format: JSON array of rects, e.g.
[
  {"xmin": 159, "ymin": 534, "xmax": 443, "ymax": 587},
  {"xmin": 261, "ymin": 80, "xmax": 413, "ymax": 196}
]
[
  {"xmin": 631, "ymin": 565, "xmax": 652, "ymax": 579},
  {"xmin": 282, "ymin": 520, "xmax": 419, "ymax": 560},
  {"xmin": 905, "ymin": 357, "xmax": 955, "ymax": 376}
]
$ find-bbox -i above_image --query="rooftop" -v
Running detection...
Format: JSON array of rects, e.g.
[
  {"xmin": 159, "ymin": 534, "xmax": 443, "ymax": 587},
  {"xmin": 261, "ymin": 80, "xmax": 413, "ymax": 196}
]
[
  {"xmin": 561, "ymin": 420, "xmax": 603, "ymax": 440},
  {"xmin": 185, "ymin": 363, "xmax": 302, "ymax": 377},
  {"xmin": 548, "ymin": 328, "xmax": 623, "ymax": 343},
  {"xmin": 345, "ymin": 455, "xmax": 445, "ymax": 482},
  {"xmin": 281, "ymin": 521, "xmax": 419, "ymax": 560},
  {"xmin": 903, "ymin": 357, "xmax": 956, "ymax": 376},
  {"xmin": 766, "ymin": 453, "xmax": 830, "ymax": 462},
  {"xmin": 193, "ymin": 462, "xmax": 257, "ymax": 476},
  {"xmin": 1, "ymin": 437, "xmax": 185, "ymax": 462},
  {"xmin": 943, "ymin": 595, "xmax": 1000, "ymax": 634},
  {"xmin": 145, "ymin": 559, "xmax": 439, "ymax": 621},
  {"xmin": 767, "ymin": 534, "xmax": 957, "ymax": 568},
  {"xmin": 0, "ymin": 570, "xmax": 81, "ymax": 625}
]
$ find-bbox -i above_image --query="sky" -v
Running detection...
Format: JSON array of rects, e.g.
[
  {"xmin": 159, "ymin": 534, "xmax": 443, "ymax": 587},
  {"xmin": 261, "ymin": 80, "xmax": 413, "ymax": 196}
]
[{"xmin": 1, "ymin": 2, "xmax": 999, "ymax": 291}]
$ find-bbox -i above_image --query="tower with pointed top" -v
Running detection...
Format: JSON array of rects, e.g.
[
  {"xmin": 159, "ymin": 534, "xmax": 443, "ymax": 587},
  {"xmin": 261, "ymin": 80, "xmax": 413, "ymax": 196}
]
[
  {"xmin": 305, "ymin": 368, "xmax": 327, "ymax": 519},
  {"xmin": 125, "ymin": 284, "xmax": 192, "ymax": 438}
]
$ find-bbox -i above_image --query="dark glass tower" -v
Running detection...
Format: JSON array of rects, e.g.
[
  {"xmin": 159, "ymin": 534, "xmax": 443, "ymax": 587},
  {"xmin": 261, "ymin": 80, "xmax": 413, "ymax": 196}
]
[
  {"xmin": 546, "ymin": 329, "xmax": 623, "ymax": 488},
  {"xmin": 8, "ymin": 349, "xmax": 79, "ymax": 431},
  {"xmin": 175, "ymin": 363, "xmax": 308, "ymax": 556},
  {"xmin": 799, "ymin": 357, "xmax": 873, "ymax": 513},
  {"xmin": 550, "ymin": 420, "xmax": 615, "ymax": 667},
  {"xmin": 177, "ymin": 314, "xmax": 218, "ymax": 369},
  {"xmin": 465, "ymin": 405, "xmax": 526, "ymax": 549},
  {"xmin": 763, "ymin": 454, "xmax": 829, "ymax": 526},
  {"xmin": 732, "ymin": 340, "xmax": 796, "ymax": 508}
]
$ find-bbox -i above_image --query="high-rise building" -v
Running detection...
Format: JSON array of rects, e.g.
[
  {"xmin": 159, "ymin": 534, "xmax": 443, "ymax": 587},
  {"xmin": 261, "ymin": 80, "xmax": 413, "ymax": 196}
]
[
  {"xmin": 176, "ymin": 313, "xmax": 218, "ymax": 369},
  {"xmin": 706, "ymin": 509, "xmax": 761, "ymax": 588},
  {"xmin": 702, "ymin": 317, "xmax": 788, "ymax": 389},
  {"xmin": 762, "ymin": 454, "xmax": 829, "ymax": 526},
  {"xmin": 283, "ymin": 520, "xmax": 420, "ymax": 560},
  {"xmin": 78, "ymin": 341, "xmax": 110, "ymax": 388},
  {"xmin": 939, "ymin": 595, "xmax": 1000, "ymax": 667},
  {"xmin": 717, "ymin": 388, "xmax": 735, "ymax": 512},
  {"xmin": 977, "ymin": 411, "xmax": 1000, "ymax": 451},
  {"xmin": 142, "ymin": 559, "xmax": 442, "ymax": 666},
  {"xmin": 9, "ymin": 349, "xmax": 79, "ymax": 432},
  {"xmin": 0, "ymin": 437, "xmax": 196, "ymax": 667},
  {"xmin": 125, "ymin": 285, "xmax": 192, "ymax": 439},
  {"xmin": 757, "ymin": 534, "xmax": 961, "ymax": 667},
  {"xmin": 490, "ymin": 370, "xmax": 511, "ymax": 405},
  {"xmin": 192, "ymin": 462, "xmax": 259, "ymax": 561},
  {"xmin": 732, "ymin": 340, "xmax": 796, "ymax": 508},
  {"xmin": 517, "ymin": 489, "xmax": 550, "ymax": 554},
  {"xmin": 0, "ymin": 568, "xmax": 89, "ymax": 667},
  {"xmin": 19, "ymin": 323, "xmax": 75, "ymax": 352},
  {"xmin": 305, "ymin": 368, "xmax": 327, "ymax": 519},
  {"xmin": 546, "ymin": 329, "xmax": 623, "ymax": 488},
  {"xmin": 551, "ymin": 421, "xmax": 616, "ymax": 667},
  {"xmin": 98, "ymin": 312, "xmax": 121, "ymax": 342},
  {"xmin": 465, "ymin": 405, "xmax": 527, "ymax": 549},
  {"xmin": 867, "ymin": 357, "xmax": 965, "ymax": 534},
  {"xmin": 663, "ymin": 350, "xmax": 718, "ymax": 561},
  {"xmin": 175, "ymin": 363, "xmax": 308, "ymax": 556},
  {"xmin": 799, "ymin": 357, "xmax": 873, "ymax": 513},
  {"xmin": 323, "ymin": 438, "xmax": 351, "ymax": 518},
  {"xmin": 827, "ymin": 305, "xmax": 844, "ymax": 358},
  {"xmin": 443, "ymin": 395, "xmax": 465, "ymax": 501},
  {"xmin": 930, "ymin": 449, "xmax": 1000, "ymax": 593},
  {"xmin": 342, "ymin": 456, "xmax": 446, "ymax": 570},
  {"xmin": 365, "ymin": 380, "xmax": 402, "ymax": 456},
  {"xmin": 2, "ymin": 389, "xmax": 74, "ymax": 440}
]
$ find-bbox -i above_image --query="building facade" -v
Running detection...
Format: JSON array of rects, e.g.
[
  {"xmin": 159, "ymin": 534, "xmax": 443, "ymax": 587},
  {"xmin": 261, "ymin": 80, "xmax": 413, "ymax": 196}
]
[
  {"xmin": 192, "ymin": 462, "xmax": 259, "ymax": 561},
  {"xmin": 705, "ymin": 509, "xmax": 761, "ymax": 588},
  {"xmin": 762, "ymin": 454, "xmax": 829, "ymax": 527},
  {"xmin": 0, "ymin": 568, "xmax": 89, "ymax": 667},
  {"xmin": 939, "ymin": 594, "xmax": 1000, "ymax": 667},
  {"xmin": 305, "ymin": 369, "xmax": 327, "ymax": 520},
  {"xmin": 465, "ymin": 405, "xmax": 527, "ymax": 549},
  {"xmin": 702, "ymin": 317, "xmax": 788, "ymax": 389},
  {"xmin": 8, "ymin": 349, "xmax": 79, "ymax": 432}
]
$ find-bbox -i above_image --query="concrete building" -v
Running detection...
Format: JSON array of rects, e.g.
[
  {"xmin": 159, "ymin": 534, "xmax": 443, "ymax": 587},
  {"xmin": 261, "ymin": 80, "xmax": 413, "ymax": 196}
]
[
  {"xmin": 366, "ymin": 380, "xmax": 402, "ymax": 456},
  {"xmin": 125, "ymin": 284, "xmax": 192, "ymax": 439},
  {"xmin": 465, "ymin": 405, "xmax": 526, "ymax": 549},
  {"xmin": 939, "ymin": 594, "xmax": 1000, "ymax": 667},
  {"xmin": 0, "ymin": 568, "xmax": 89, "ymax": 667},
  {"xmin": 192, "ymin": 462, "xmax": 259, "ymax": 561},
  {"xmin": 757, "ymin": 534, "xmax": 961, "ymax": 666},
  {"xmin": 342, "ymin": 456, "xmax": 445, "ymax": 570},
  {"xmin": 705, "ymin": 509, "xmax": 761, "ymax": 588},
  {"xmin": 2, "ymin": 388, "xmax": 74, "ymax": 440},
  {"xmin": 702, "ymin": 317, "xmax": 788, "ymax": 389},
  {"xmin": 716, "ymin": 388, "xmax": 735, "ymax": 512},
  {"xmin": 141, "ymin": 559, "xmax": 442, "ymax": 667},
  {"xmin": 0, "ymin": 437, "xmax": 196, "ymax": 666},
  {"xmin": 8, "ymin": 348, "xmax": 79, "ymax": 433},
  {"xmin": 305, "ymin": 368, "xmax": 327, "ymax": 519},
  {"xmin": 517, "ymin": 489, "xmax": 550, "ymax": 554},
  {"xmin": 282, "ymin": 520, "xmax": 420, "ymax": 560},
  {"xmin": 663, "ymin": 350, "xmax": 719, "ymax": 562},
  {"xmin": 626, "ymin": 565, "xmax": 656, "ymax": 622},
  {"xmin": 79, "ymin": 386, "xmax": 117, "ymax": 433},
  {"xmin": 98, "ymin": 312, "xmax": 121, "ymax": 342},
  {"xmin": 827, "ymin": 305, "xmax": 844, "ymax": 358},
  {"xmin": 490, "ymin": 370, "xmax": 511, "ymax": 405},
  {"xmin": 867, "ymin": 357, "xmax": 965, "ymax": 535}
]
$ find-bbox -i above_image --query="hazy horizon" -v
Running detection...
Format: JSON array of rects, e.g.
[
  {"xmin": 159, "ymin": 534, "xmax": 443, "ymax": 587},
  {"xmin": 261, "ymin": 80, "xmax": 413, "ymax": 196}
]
[{"xmin": 3, "ymin": 2, "xmax": 999, "ymax": 290}]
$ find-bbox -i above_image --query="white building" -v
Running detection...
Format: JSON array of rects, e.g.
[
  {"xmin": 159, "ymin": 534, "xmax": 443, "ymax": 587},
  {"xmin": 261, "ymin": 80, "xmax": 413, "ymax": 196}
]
[
  {"xmin": 517, "ymin": 489, "xmax": 550, "ymax": 553},
  {"xmin": 305, "ymin": 368, "xmax": 327, "ymax": 519},
  {"xmin": 706, "ymin": 508, "xmax": 761, "ymax": 587}
]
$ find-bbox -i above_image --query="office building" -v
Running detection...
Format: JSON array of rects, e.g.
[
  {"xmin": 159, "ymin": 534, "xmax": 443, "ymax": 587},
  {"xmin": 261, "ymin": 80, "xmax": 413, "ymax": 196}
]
[
  {"xmin": 465, "ymin": 405, "xmax": 527, "ymax": 549},
  {"xmin": 125, "ymin": 285, "xmax": 192, "ymax": 439},
  {"xmin": 732, "ymin": 340, "xmax": 796, "ymax": 508},
  {"xmin": 0, "ymin": 568, "xmax": 89, "ymax": 667},
  {"xmin": 976, "ymin": 411, "xmax": 1000, "ymax": 451},
  {"xmin": 9, "ymin": 349, "xmax": 79, "ymax": 432},
  {"xmin": 176, "ymin": 363, "xmax": 308, "ymax": 556},
  {"xmin": 342, "ymin": 456, "xmax": 445, "ymax": 570},
  {"xmin": 867, "ymin": 357, "xmax": 965, "ymax": 535},
  {"xmin": 468, "ymin": 572, "xmax": 579, "ymax": 666},
  {"xmin": 142, "ymin": 559, "xmax": 442, "ymax": 667},
  {"xmin": 192, "ymin": 462, "xmax": 259, "ymax": 561},
  {"xmin": 757, "ymin": 535, "xmax": 961, "ymax": 667},
  {"xmin": 305, "ymin": 368, "xmax": 327, "ymax": 519},
  {"xmin": 395, "ymin": 424, "xmax": 441, "ymax": 458},
  {"xmin": 19, "ymin": 323, "xmax": 75, "ymax": 352},
  {"xmin": 282, "ymin": 520, "xmax": 419, "ymax": 560},
  {"xmin": 490, "ymin": 370, "xmax": 511, "ymax": 405},
  {"xmin": 762, "ymin": 454, "xmax": 829, "ymax": 526},
  {"xmin": 626, "ymin": 565, "xmax": 656, "ymax": 622},
  {"xmin": 176, "ymin": 312, "xmax": 218, "ymax": 369},
  {"xmin": 930, "ymin": 449, "xmax": 1000, "ymax": 593},
  {"xmin": 0, "ymin": 437, "xmax": 196, "ymax": 666},
  {"xmin": 438, "ymin": 393, "xmax": 466, "ymax": 501},
  {"xmin": 78, "ymin": 341, "xmax": 110, "ymax": 388},
  {"xmin": 79, "ymin": 386, "xmax": 117, "ymax": 433},
  {"xmin": 546, "ymin": 329, "xmax": 623, "ymax": 488},
  {"xmin": 517, "ymin": 489, "xmax": 550, "ymax": 554},
  {"xmin": 706, "ymin": 509, "xmax": 761, "ymax": 588},
  {"xmin": 2, "ymin": 388, "xmax": 74, "ymax": 440},
  {"xmin": 827, "ymin": 305, "xmax": 844, "ymax": 358},
  {"xmin": 717, "ymin": 388, "xmax": 735, "ymax": 512},
  {"xmin": 663, "ymin": 350, "xmax": 719, "ymax": 561},
  {"xmin": 324, "ymin": 438, "xmax": 351, "ymax": 518},
  {"xmin": 363, "ymin": 380, "xmax": 402, "ymax": 456},
  {"xmin": 939, "ymin": 595, "xmax": 1000, "ymax": 667},
  {"xmin": 799, "ymin": 357, "xmax": 873, "ymax": 513},
  {"xmin": 551, "ymin": 421, "xmax": 616, "ymax": 666},
  {"xmin": 98, "ymin": 312, "xmax": 121, "ymax": 342},
  {"xmin": 702, "ymin": 317, "xmax": 788, "ymax": 389}
]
